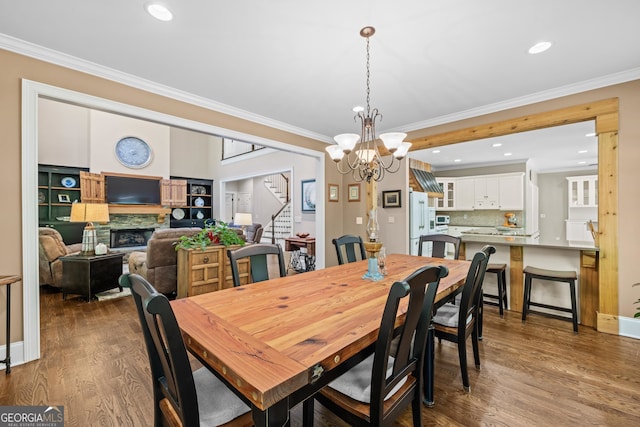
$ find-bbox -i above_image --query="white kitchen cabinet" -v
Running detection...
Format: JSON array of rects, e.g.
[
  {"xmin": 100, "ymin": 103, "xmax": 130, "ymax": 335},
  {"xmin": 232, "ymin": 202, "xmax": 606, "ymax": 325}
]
[
  {"xmin": 454, "ymin": 178, "xmax": 475, "ymax": 210},
  {"xmin": 566, "ymin": 220, "xmax": 595, "ymax": 242},
  {"xmin": 435, "ymin": 178, "xmax": 456, "ymax": 210},
  {"xmin": 474, "ymin": 176, "xmax": 499, "ymax": 209},
  {"xmin": 567, "ymin": 175, "xmax": 598, "ymax": 207},
  {"xmin": 498, "ymin": 174, "xmax": 524, "ymax": 210}
]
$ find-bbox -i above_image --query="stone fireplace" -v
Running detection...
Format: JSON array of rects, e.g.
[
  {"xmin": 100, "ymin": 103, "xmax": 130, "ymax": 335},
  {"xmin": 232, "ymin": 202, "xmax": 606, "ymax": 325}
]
[{"xmin": 94, "ymin": 213, "xmax": 169, "ymax": 251}]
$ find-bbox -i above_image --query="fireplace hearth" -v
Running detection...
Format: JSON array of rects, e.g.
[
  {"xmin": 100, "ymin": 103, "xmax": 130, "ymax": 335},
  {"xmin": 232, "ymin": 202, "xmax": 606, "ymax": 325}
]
[{"xmin": 110, "ymin": 228, "xmax": 154, "ymax": 249}]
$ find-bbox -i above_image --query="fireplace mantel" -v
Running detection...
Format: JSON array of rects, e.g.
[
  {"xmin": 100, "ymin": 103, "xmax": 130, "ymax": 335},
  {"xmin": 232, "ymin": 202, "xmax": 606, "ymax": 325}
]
[{"xmin": 108, "ymin": 205, "xmax": 172, "ymax": 223}]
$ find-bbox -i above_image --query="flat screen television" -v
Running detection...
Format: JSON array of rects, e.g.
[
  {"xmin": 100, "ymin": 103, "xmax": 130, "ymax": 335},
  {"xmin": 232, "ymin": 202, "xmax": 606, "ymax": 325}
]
[{"xmin": 105, "ymin": 175, "xmax": 161, "ymax": 205}]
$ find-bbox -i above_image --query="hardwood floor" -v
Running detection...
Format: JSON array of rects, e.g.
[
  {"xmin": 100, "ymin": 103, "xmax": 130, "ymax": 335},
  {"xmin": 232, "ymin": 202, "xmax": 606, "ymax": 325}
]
[{"xmin": 1, "ymin": 286, "xmax": 639, "ymax": 426}]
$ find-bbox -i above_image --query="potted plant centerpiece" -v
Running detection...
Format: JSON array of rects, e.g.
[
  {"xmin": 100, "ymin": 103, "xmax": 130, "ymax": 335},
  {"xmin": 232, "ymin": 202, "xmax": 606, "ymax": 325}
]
[
  {"xmin": 174, "ymin": 220, "xmax": 247, "ymax": 297},
  {"xmin": 174, "ymin": 219, "xmax": 245, "ymax": 251}
]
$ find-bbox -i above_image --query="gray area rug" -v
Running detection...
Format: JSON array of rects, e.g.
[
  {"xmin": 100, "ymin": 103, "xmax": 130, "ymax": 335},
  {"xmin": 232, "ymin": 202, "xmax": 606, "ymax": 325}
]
[{"xmin": 95, "ymin": 286, "xmax": 131, "ymax": 301}]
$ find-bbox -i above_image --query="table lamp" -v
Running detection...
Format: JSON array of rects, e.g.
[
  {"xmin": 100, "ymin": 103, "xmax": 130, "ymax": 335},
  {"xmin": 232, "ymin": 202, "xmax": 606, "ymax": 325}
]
[
  {"xmin": 70, "ymin": 203, "xmax": 110, "ymax": 255},
  {"xmin": 235, "ymin": 212, "xmax": 253, "ymax": 237}
]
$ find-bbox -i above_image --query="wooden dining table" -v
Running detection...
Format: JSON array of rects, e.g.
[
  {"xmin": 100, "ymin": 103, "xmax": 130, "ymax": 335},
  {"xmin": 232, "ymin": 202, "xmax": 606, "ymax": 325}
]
[{"xmin": 171, "ymin": 253, "xmax": 470, "ymax": 426}]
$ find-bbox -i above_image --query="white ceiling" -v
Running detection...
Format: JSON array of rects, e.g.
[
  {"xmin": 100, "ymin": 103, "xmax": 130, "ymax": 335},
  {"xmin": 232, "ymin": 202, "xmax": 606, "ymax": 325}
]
[{"xmin": 1, "ymin": 1, "xmax": 638, "ymax": 171}]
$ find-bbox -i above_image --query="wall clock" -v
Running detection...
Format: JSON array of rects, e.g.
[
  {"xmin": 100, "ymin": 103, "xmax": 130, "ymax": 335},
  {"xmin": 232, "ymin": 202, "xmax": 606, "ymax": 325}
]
[{"xmin": 114, "ymin": 136, "xmax": 152, "ymax": 168}]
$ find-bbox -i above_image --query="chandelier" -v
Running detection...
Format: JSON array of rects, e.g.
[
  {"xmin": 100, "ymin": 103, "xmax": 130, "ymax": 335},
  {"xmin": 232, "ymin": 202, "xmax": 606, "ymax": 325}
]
[{"xmin": 326, "ymin": 26, "xmax": 411, "ymax": 183}]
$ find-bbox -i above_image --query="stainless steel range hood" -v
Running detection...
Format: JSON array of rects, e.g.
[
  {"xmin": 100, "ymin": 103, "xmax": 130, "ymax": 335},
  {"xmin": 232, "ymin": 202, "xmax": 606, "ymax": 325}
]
[
  {"xmin": 408, "ymin": 158, "xmax": 443, "ymax": 196},
  {"xmin": 410, "ymin": 168, "xmax": 442, "ymax": 194}
]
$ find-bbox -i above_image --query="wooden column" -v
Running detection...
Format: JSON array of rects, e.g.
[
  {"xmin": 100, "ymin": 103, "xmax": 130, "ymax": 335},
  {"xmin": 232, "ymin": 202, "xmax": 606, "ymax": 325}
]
[
  {"xmin": 509, "ymin": 246, "xmax": 524, "ymax": 313},
  {"xmin": 580, "ymin": 250, "xmax": 599, "ymax": 328}
]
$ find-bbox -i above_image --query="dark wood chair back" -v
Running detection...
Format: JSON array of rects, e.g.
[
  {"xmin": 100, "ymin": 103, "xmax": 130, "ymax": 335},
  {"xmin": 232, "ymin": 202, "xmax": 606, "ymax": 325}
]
[
  {"xmin": 332, "ymin": 234, "xmax": 367, "ymax": 265},
  {"xmin": 127, "ymin": 273, "xmax": 200, "ymax": 427},
  {"xmin": 417, "ymin": 233, "xmax": 462, "ymax": 259},
  {"xmin": 312, "ymin": 264, "xmax": 449, "ymax": 426},
  {"xmin": 227, "ymin": 243, "xmax": 286, "ymax": 287},
  {"xmin": 433, "ymin": 245, "xmax": 495, "ymax": 392}
]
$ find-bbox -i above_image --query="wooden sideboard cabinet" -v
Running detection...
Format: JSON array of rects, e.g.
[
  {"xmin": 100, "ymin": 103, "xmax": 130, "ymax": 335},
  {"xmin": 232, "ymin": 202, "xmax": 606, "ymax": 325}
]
[{"xmin": 176, "ymin": 245, "xmax": 250, "ymax": 298}]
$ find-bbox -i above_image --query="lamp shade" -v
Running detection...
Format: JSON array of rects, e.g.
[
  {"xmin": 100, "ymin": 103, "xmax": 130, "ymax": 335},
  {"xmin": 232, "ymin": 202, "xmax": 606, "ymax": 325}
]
[
  {"xmin": 393, "ymin": 142, "xmax": 412, "ymax": 159},
  {"xmin": 70, "ymin": 203, "xmax": 110, "ymax": 223},
  {"xmin": 379, "ymin": 132, "xmax": 407, "ymax": 152},
  {"xmin": 235, "ymin": 212, "xmax": 253, "ymax": 226},
  {"xmin": 326, "ymin": 145, "xmax": 345, "ymax": 162},
  {"xmin": 334, "ymin": 133, "xmax": 360, "ymax": 153}
]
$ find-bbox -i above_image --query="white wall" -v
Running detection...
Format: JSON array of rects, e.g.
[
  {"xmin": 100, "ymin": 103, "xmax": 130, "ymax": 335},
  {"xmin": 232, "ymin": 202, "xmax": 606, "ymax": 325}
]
[
  {"xmin": 38, "ymin": 98, "xmax": 89, "ymax": 167},
  {"xmin": 39, "ymin": 100, "xmax": 216, "ymax": 181},
  {"xmin": 216, "ymin": 150, "xmax": 317, "ymax": 236},
  {"xmin": 89, "ymin": 110, "xmax": 170, "ymax": 177},
  {"xmin": 170, "ymin": 128, "xmax": 218, "ymax": 179}
]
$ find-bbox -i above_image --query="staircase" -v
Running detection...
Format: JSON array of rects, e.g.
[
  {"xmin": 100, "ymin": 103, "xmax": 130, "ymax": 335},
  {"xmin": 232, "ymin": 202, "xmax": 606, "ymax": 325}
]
[{"xmin": 262, "ymin": 173, "xmax": 292, "ymax": 246}]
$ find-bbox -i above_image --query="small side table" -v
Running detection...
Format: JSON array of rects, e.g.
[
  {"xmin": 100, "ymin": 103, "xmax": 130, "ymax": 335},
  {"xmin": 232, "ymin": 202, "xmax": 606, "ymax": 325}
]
[
  {"xmin": 60, "ymin": 253, "xmax": 124, "ymax": 301},
  {"xmin": 0, "ymin": 275, "xmax": 21, "ymax": 374},
  {"xmin": 285, "ymin": 237, "xmax": 316, "ymax": 273}
]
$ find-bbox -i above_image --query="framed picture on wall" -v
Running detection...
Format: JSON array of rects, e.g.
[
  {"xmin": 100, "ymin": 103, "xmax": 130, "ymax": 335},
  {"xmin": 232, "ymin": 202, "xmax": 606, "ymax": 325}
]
[
  {"xmin": 348, "ymin": 183, "xmax": 360, "ymax": 202},
  {"xmin": 301, "ymin": 179, "xmax": 316, "ymax": 212},
  {"xmin": 382, "ymin": 190, "xmax": 402, "ymax": 208},
  {"xmin": 328, "ymin": 183, "xmax": 339, "ymax": 202}
]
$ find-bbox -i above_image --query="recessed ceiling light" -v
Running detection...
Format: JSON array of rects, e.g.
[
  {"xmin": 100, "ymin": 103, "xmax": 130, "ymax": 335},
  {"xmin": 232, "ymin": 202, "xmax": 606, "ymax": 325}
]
[
  {"xmin": 145, "ymin": 2, "xmax": 173, "ymax": 21},
  {"xmin": 578, "ymin": 150, "xmax": 588, "ymax": 154},
  {"xmin": 585, "ymin": 132, "xmax": 596, "ymax": 137},
  {"xmin": 432, "ymin": 149, "xmax": 441, "ymax": 154},
  {"xmin": 504, "ymin": 152, "xmax": 513, "ymax": 156},
  {"xmin": 528, "ymin": 41, "xmax": 552, "ymax": 54},
  {"xmin": 492, "ymin": 143, "xmax": 502, "ymax": 147},
  {"xmin": 578, "ymin": 161, "xmax": 587, "ymax": 165},
  {"xmin": 454, "ymin": 159, "xmax": 461, "ymax": 163},
  {"xmin": 352, "ymin": 106, "xmax": 364, "ymax": 113}
]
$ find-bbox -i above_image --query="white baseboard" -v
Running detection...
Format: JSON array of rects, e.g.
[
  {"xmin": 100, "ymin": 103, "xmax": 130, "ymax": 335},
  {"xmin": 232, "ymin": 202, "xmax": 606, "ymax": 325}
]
[
  {"xmin": 619, "ymin": 315, "xmax": 640, "ymax": 340},
  {"xmin": 0, "ymin": 341, "xmax": 25, "ymax": 371}
]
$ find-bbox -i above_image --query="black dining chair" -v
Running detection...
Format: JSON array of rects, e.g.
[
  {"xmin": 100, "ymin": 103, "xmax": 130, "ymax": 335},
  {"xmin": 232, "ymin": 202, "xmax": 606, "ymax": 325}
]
[
  {"xmin": 332, "ymin": 234, "xmax": 367, "ymax": 265},
  {"xmin": 417, "ymin": 233, "xmax": 461, "ymax": 259},
  {"xmin": 432, "ymin": 245, "xmax": 495, "ymax": 393},
  {"xmin": 227, "ymin": 243, "xmax": 287, "ymax": 287},
  {"xmin": 123, "ymin": 273, "xmax": 253, "ymax": 427},
  {"xmin": 305, "ymin": 264, "xmax": 449, "ymax": 426}
]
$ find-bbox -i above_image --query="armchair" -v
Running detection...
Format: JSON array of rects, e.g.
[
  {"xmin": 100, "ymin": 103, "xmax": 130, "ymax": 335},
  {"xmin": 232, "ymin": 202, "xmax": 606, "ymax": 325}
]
[
  {"xmin": 38, "ymin": 227, "xmax": 83, "ymax": 287},
  {"xmin": 128, "ymin": 227, "xmax": 201, "ymax": 295},
  {"xmin": 230, "ymin": 222, "xmax": 263, "ymax": 243}
]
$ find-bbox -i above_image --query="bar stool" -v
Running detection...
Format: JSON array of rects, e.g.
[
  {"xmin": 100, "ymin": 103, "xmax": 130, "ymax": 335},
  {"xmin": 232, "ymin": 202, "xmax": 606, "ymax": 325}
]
[
  {"xmin": 477, "ymin": 263, "xmax": 507, "ymax": 340},
  {"xmin": 522, "ymin": 266, "xmax": 578, "ymax": 333},
  {"xmin": 483, "ymin": 263, "xmax": 508, "ymax": 316}
]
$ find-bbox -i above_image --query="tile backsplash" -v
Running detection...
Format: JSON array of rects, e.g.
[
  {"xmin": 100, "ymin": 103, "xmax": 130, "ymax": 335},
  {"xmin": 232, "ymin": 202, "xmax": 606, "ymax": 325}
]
[{"xmin": 443, "ymin": 210, "xmax": 524, "ymax": 227}]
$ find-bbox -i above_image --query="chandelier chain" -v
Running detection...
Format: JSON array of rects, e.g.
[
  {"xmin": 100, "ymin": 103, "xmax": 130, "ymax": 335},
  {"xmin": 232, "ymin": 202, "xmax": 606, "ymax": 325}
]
[{"xmin": 365, "ymin": 35, "xmax": 371, "ymax": 117}]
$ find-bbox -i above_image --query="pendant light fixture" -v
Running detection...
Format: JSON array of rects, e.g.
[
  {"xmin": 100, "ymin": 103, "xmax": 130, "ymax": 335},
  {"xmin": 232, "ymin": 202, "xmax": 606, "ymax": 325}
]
[{"xmin": 326, "ymin": 26, "xmax": 411, "ymax": 183}]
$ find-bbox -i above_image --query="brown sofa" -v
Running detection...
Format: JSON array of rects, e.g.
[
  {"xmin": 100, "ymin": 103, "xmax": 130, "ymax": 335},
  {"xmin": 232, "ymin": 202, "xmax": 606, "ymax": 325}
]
[
  {"xmin": 128, "ymin": 227, "xmax": 202, "ymax": 295},
  {"xmin": 38, "ymin": 227, "xmax": 83, "ymax": 287}
]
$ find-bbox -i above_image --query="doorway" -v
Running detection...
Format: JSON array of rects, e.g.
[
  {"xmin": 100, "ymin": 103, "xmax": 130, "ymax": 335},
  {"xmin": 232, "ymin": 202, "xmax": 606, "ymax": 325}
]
[{"xmin": 21, "ymin": 80, "xmax": 326, "ymax": 366}]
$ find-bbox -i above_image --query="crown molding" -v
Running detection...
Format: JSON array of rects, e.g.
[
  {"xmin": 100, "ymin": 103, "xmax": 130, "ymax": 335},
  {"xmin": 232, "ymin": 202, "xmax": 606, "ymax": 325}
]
[
  {"xmin": 396, "ymin": 67, "xmax": 640, "ymax": 134},
  {"xmin": 3, "ymin": 33, "xmax": 639, "ymax": 144},
  {"xmin": 0, "ymin": 34, "xmax": 332, "ymax": 143}
]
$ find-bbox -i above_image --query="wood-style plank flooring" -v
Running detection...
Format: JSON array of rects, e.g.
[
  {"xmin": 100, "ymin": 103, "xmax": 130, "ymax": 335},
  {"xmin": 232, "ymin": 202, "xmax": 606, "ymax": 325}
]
[{"xmin": 1, "ymin": 285, "xmax": 639, "ymax": 426}]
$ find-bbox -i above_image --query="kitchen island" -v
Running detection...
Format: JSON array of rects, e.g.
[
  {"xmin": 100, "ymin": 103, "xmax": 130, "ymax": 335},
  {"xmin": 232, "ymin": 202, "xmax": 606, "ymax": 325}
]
[{"xmin": 452, "ymin": 228, "xmax": 599, "ymax": 328}]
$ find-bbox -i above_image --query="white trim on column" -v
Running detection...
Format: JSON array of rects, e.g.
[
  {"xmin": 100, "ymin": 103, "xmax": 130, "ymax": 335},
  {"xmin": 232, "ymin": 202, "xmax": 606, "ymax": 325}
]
[{"xmin": 21, "ymin": 79, "xmax": 325, "ymax": 363}]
